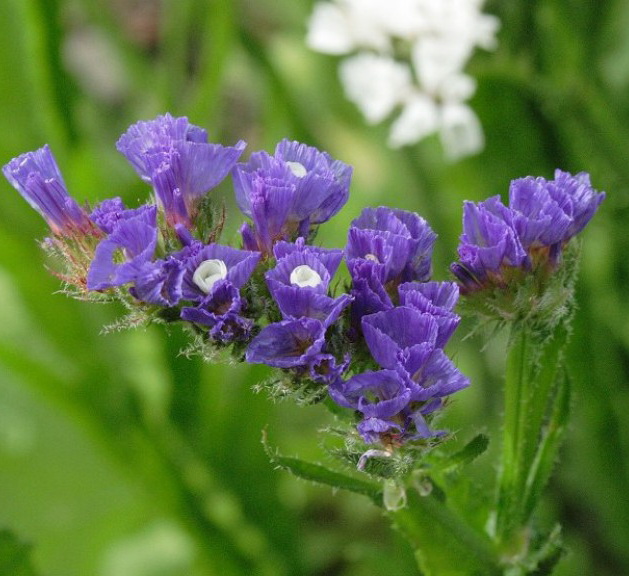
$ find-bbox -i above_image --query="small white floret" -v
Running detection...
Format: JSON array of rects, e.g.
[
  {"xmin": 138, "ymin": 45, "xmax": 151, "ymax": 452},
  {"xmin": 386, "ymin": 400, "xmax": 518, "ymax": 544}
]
[
  {"xmin": 290, "ymin": 265, "xmax": 322, "ymax": 288},
  {"xmin": 286, "ymin": 161, "xmax": 308, "ymax": 178},
  {"xmin": 193, "ymin": 259, "xmax": 228, "ymax": 294}
]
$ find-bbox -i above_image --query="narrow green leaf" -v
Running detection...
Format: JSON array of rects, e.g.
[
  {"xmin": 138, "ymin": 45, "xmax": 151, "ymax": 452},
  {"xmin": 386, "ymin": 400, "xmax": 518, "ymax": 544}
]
[
  {"xmin": 443, "ymin": 434, "xmax": 490, "ymax": 473},
  {"xmin": 0, "ymin": 530, "xmax": 39, "ymax": 576},
  {"xmin": 272, "ymin": 454, "xmax": 384, "ymax": 506},
  {"xmin": 522, "ymin": 369, "xmax": 571, "ymax": 522}
]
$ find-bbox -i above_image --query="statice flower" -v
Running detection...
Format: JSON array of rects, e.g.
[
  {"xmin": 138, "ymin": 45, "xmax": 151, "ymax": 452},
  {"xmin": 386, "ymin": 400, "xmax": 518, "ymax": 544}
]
[
  {"xmin": 346, "ymin": 206, "xmax": 436, "ymax": 327},
  {"xmin": 246, "ymin": 240, "xmax": 349, "ymax": 383},
  {"xmin": 330, "ymin": 303, "xmax": 469, "ymax": 445},
  {"xmin": 233, "ymin": 139, "xmax": 352, "ymax": 255},
  {"xmin": 116, "ymin": 114, "xmax": 246, "ymax": 228},
  {"xmin": 451, "ymin": 170, "xmax": 605, "ymax": 294},
  {"xmin": 306, "ymin": 0, "xmax": 500, "ymax": 158},
  {"xmin": 266, "ymin": 238, "xmax": 351, "ymax": 324},
  {"xmin": 87, "ymin": 202, "xmax": 158, "ymax": 290},
  {"xmin": 2, "ymin": 145, "xmax": 92, "ymax": 236},
  {"xmin": 176, "ymin": 242, "xmax": 261, "ymax": 342}
]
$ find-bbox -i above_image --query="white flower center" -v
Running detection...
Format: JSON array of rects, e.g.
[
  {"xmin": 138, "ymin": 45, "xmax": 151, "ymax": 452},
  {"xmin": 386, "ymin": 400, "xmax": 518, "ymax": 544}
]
[
  {"xmin": 290, "ymin": 265, "xmax": 322, "ymax": 288},
  {"xmin": 365, "ymin": 253, "xmax": 380, "ymax": 262},
  {"xmin": 193, "ymin": 259, "xmax": 228, "ymax": 293},
  {"xmin": 286, "ymin": 161, "xmax": 308, "ymax": 178}
]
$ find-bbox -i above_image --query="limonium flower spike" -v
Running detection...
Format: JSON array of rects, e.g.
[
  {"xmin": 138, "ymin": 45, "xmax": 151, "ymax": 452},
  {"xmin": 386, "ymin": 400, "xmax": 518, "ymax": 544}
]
[
  {"xmin": 2, "ymin": 113, "xmax": 472, "ymax": 452},
  {"xmin": 2, "ymin": 145, "xmax": 92, "ymax": 235},
  {"xmin": 452, "ymin": 170, "xmax": 605, "ymax": 293}
]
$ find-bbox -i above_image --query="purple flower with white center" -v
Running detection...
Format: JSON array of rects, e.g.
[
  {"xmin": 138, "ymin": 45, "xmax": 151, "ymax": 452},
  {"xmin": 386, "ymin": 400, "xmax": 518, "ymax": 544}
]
[
  {"xmin": 266, "ymin": 239, "xmax": 350, "ymax": 324},
  {"xmin": 175, "ymin": 242, "xmax": 261, "ymax": 302},
  {"xmin": 233, "ymin": 140, "xmax": 352, "ymax": 254},
  {"xmin": 116, "ymin": 114, "xmax": 246, "ymax": 228},
  {"xmin": 347, "ymin": 206, "xmax": 437, "ymax": 285},
  {"xmin": 130, "ymin": 257, "xmax": 185, "ymax": 307},
  {"xmin": 3, "ymin": 145, "xmax": 92, "ymax": 235},
  {"xmin": 246, "ymin": 317, "xmax": 327, "ymax": 369},
  {"xmin": 181, "ymin": 280, "xmax": 253, "ymax": 343},
  {"xmin": 398, "ymin": 282, "xmax": 461, "ymax": 348},
  {"xmin": 274, "ymin": 139, "xmax": 352, "ymax": 224},
  {"xmin": 508, "ymin": 170, "xmax": 605, "ymax": 252},
  {"xmin": 450, "ymin": 196, "xmax": 527, "ymax": 292},
  {"xmin": 87, "ymin": 204, "xmax": 158, "ymax": 290}
]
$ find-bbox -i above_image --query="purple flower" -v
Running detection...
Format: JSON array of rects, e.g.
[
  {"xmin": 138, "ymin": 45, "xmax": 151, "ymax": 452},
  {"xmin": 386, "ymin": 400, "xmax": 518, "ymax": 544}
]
[
  {"xmin": 346, "ymin": 207, "xmax": 436, "ymax": 329},
  {"xmin": 450, "ymin": 196, "xmax": 527, "ymax": 292},
  {"xmin": 246, "ymin": 317, "xmax": 327, "ymax": 368},
  {"xmin": 451, "ymin": 171, "xmax": 605, "ymax": 293},
  {"xmin": 508, "ymin": 170, "xmax": 605, "ymax": 250},
  {"xmin": 116, "ymin": 114, "xmax": 246, "ymax": 227},
  {"xmin": 345, "ymin": 259, "xmax": 394, "ymax": 328},
  {"xmin": 233, "ymin": 139, "xmax": 352, "ymax": 254},
  {"xmin": 361, "ymin": 306, "xmax": 439, "ymax": 369},
  {"xmin": 170, "ymin": 243, "xmax": 260, "ymax": 342},
  {"xmin": 130, "ymin": 257, "xmax": 185, "ymax": 307},
  {"xmin": 347, "ymin": 206, "xmax": 436, "ymax": 285},
  {"xmin": 87, "ymin": 204, "xmax": 158, "ymax": 290},
  {"xmin": 329, "ymin": 304, "xmax": 469, "ymax": 445},
  {"xmin": 2, "ymin": 145, "xmax": 92, "ymax": 235},
  {"xmin": 361, "ymin": 306, "xmax": 468, "ymax": 399},
  {"xmin": 398, "ymin": 282, "xmax": 461, "ymax": 348},
  {"xmin": 329, "ymin": 370, "xmax": 412, "ymax": 444},
  {"xmin": 266, "ymin": 239, "xmax": 350, "ymax": 324},
  {"xmin": 181, "ymin": 281, "xmax": 254, "ymax": 343},
  {"xmin": 174, "ymin": 242, "xmax": 261, "ymax": 302}
]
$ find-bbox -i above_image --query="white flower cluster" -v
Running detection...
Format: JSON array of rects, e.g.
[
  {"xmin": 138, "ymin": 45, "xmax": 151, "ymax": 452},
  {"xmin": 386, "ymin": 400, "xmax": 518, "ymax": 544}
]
[{"xmin": 306, "ymin": 0, "xmax": 499, "ymax": 160}]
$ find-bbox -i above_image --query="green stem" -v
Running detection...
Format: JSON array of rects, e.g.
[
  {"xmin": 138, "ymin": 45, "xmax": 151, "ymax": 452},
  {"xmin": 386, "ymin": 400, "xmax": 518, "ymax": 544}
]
[
  {"xmin": 390, "ymin": 490, "xmax": 501, "ymax": 576},
  {"xmin": 495, "ymin": 320, "xmax": 570, "ymax": 551}
]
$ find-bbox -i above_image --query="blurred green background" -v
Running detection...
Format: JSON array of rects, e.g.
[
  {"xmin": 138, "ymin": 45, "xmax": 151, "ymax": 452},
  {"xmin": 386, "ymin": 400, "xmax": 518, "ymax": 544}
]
[{"xmin": 0, "ymin": 1, "xmax": 628, "ymax": 574}]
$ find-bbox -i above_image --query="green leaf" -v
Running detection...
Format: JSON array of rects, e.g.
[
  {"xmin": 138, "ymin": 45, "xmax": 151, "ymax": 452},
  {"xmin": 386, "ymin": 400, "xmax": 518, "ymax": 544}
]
[
  {"xmin": 271, "ymin": 454, "xmax": 384, "ymax": 506},
  {"xmin": 522, "ymin": 369, "xmax": 571, "ymax": 522},
  {"xmin": 0, "ymin": 530, "xmax": 39, "ymax": 576},
  {"xmin": 263, "ymin": 434, "xmax": 383, "ymax": 505},
  {"xmin": 442, "ymin": 434, "xmax": 490, "ymax": 473}
]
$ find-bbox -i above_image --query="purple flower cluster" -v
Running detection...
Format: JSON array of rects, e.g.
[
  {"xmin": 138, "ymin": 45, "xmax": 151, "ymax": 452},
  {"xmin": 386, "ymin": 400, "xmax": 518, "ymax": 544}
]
[
  {"xmin": 1, "ymin": 113, "xmax": 475, "ymax": 451},
  {"xmin": 451, "ymin": 170, "xmax": 605, "ymax": 293},
  {"xmin": 327, "ymin": 207, "xmax": 468, "ymax": 445}
]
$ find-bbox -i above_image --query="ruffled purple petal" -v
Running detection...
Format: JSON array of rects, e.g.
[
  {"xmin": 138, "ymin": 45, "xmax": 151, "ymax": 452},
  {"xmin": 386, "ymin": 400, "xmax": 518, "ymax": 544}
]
[
  {"xmin": 362, "ymin": 307, "xmax": 439, "ymax": 369},
  {"xmin": 3, "ymin": 145, "xmax": 90, "ymax": 235},
  {"xmin": 245, "ymin": 317, "xmax": 326, "ymax": 368},
  {"xmin": 87, "ymin": 206, "xmax": 158, "ymax": 290},
  {"xmin": 131, "ymin": 258, "xmax": 185, "ymax": 306}
]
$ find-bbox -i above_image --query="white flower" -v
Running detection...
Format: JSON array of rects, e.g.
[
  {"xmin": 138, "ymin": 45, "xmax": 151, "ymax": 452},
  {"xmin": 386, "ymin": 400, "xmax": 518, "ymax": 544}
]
[
  {"xmin": 306, "ymin": 0, "xmax": 500, "ymax": 160},
  {"xmin": 339, "ymin": 53, "xmax": 413, "ymax": 124}
]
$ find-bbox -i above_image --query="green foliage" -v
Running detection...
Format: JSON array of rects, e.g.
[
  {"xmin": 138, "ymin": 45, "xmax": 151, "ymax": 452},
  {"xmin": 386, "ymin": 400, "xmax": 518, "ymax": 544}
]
[{"xmin": 0, "ymin": 530, "xmax": 39, "ymax": 576}]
